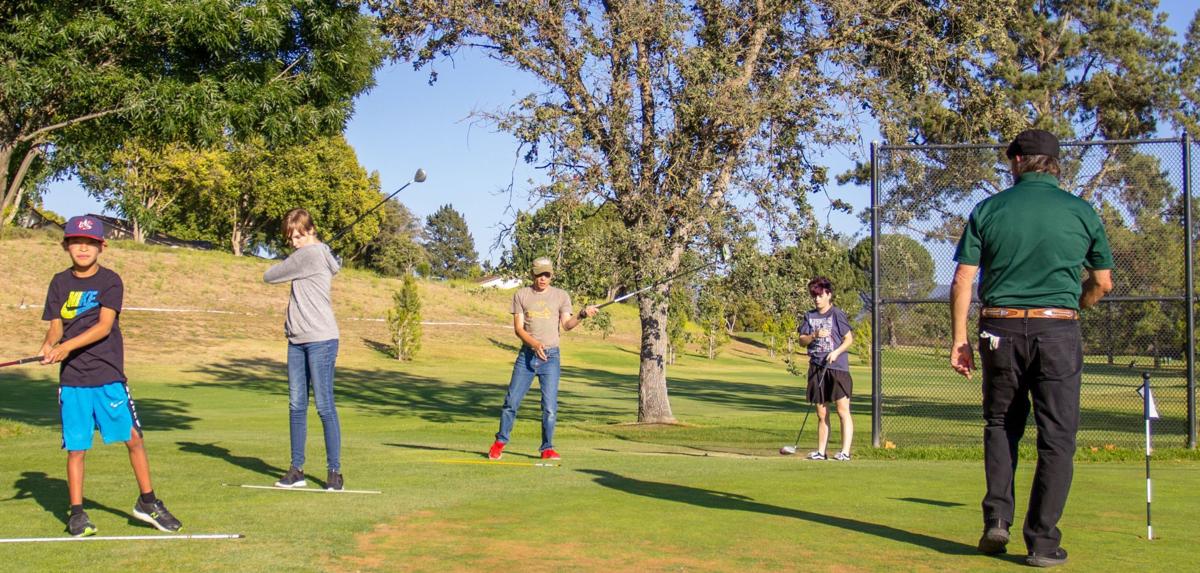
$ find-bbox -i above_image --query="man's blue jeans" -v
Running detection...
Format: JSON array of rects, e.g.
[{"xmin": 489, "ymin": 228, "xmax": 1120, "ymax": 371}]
[
  {"xmin": 287, "ymin": 339, "xmax": 341, "ymax": 471},
  {"xmin": 495, "ymin": 346, "xmax": 560, "ymax": 451}
]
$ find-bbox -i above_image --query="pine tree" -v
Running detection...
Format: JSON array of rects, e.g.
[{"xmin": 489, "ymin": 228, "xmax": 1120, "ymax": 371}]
[
  {"xmin": 424, "ymin": 204, "xmax": 479, "ymax": 279},
  {"xmin": 388, "ymin": 274, "xmax": 422, "ymax": 361}
]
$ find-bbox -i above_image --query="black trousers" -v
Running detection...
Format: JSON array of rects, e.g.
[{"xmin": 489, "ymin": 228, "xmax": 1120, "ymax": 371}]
[{"xmin": 978, "ymin": 317, "xmax": 1082, "ymax": 554}]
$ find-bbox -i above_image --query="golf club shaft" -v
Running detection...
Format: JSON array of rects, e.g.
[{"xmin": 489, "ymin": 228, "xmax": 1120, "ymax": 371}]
[
  {"xmin": 0, "ymin": 356, "xmax": 41, "ymax": 368},
  {"xmin": 792, "ymin": 410, "xmax": 810, "ymax": 447},
  {"xmin": 596, "ymin": 259, "xmax": 722, "ymax": 310},
  {"xmin": 330, "ymin": 180, "xmax": 416, "ymax": 243}
]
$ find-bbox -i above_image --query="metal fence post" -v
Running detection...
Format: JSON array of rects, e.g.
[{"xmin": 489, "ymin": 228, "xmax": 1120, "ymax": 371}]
[
  {"xmin": 870, "ymin": 141, "xmax": 882, "ymax": 448},
  {"xmin": 1185, "ymin": 132, "xmax": 1196, "ymax": 449}
]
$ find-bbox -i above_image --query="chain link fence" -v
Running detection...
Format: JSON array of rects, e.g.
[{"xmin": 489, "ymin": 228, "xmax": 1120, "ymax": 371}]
[{"xmin": 869, "ymin": 136, "xmax": 1197, "ymax": 449}]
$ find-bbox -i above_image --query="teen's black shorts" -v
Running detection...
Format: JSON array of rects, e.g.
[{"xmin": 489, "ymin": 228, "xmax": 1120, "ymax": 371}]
[{"xmin": 806, "ymin": 364, "xmax": 853, "ymax": 404}]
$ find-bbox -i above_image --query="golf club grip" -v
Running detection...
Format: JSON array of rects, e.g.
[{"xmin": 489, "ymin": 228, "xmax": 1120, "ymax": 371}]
[{"xmin": 0, "ymin": 356, "xmax": 41, "ymax": 368}]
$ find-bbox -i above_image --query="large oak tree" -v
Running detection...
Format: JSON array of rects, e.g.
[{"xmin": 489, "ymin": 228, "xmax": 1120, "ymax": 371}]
[{"xmin": 373, "ymin": 0, "xmax": 1009, "ymax": 422}]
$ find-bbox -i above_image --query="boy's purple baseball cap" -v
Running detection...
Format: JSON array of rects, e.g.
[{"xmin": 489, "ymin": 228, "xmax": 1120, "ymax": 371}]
[{"xmin": 63, "ymin": 215, "xmax": 106, "ymax": 243}]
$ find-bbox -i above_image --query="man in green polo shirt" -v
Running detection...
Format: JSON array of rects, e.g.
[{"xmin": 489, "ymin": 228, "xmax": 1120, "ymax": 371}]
[{"xmin": 950, "ymin": 129, "xmax": 1114, "ymax": 568}]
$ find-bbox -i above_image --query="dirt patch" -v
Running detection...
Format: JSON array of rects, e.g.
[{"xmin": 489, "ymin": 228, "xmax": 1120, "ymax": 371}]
[{"xmin": 329, "ymin": 512, "xmax": 725, "ymax": 572}]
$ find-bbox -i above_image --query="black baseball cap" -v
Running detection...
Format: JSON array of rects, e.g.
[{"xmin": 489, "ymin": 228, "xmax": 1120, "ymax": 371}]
[{"xmin": 1006, "ymin": 129, "xmax": 1060, "ymax": 159}]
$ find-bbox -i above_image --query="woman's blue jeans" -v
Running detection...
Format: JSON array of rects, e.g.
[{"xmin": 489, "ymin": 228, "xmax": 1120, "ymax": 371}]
[{"xmin": 286, "ymin": 339, "xmax": 341, "ymax": 471}]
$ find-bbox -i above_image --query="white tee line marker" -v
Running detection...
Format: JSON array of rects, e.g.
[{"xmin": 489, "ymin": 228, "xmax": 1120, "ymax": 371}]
[
  {"xmin": 223, "ymin": 483, "xmax": 382, "ymax": 494},
  {"xmin": 0, "ymin": 534, "xmax": 243, "ymax": 543}
]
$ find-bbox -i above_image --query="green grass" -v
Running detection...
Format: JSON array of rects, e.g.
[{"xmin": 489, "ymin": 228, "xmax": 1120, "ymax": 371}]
[{"xmin": 1, "ymin": 236, "xmax": 1197, "ymax": 571}]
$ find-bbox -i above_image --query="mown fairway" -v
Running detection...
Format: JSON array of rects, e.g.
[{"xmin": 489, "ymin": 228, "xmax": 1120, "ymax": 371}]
[{"xmin": 1, "ymin": 235, "xmax": 1195, "ymax": 572}]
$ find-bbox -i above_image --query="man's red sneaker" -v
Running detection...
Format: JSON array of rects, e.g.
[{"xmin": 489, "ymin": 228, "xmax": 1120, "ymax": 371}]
[
  {"xmin": 488, "ymin": 440, "xmax": 505, "ymax": 460},
  {"xmin": 541, "ymin": 449, "xmax": 561, "ymax": 460}
]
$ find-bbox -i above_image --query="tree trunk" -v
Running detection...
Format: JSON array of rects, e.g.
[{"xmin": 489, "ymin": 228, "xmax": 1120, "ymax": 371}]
[
  {"xmin": 636, "ymin": 288, "xmax": 676, "ymax": 423},
  {"xmin": 2, "ymin": 184, "xmax": 25, "ymax": 227},
  {"xmin": 231, "ymin": 226, "xmax": 243, "ymax": 256},
  {"xmin": 132, "ymin": 218, "xmax": 145, "ymax": 244}
]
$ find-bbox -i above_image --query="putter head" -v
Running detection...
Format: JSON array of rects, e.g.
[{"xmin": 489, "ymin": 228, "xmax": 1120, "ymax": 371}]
[
  {"xmin": 779, "ymin": 445, "xmax": 797, "ymax": 456},
  {"xmin": 413, "ymin": 168, "xmax": 427, "ymax": 183}
]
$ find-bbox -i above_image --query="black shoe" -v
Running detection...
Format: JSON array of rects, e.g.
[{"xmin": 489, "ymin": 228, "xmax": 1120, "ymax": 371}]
[
  {"xmin": 275, "ymin": 466, "xmax": 307, "ymax": 488},
  {"xmin": 67, "ymin": 510, "xmax": 97, "ymax": 537},
  {"xmin": 133, "ymin": 498, "xmax": 182, "ymax": 532},
  {"xmin": 1026, "ymin": 547, "xmax": 1068, "ymax": 568},
  {"xmin": 977, "ymin": 518, "xmax": 1010, "ymax": 554},
  {"xmin": 326, "ymin": 470, "xmax": 344, "ymax": 491}
]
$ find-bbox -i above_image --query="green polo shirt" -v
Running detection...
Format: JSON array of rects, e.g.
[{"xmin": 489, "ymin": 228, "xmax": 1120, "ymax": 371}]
[{"xmin": 954, "ymin": 172, "xmax": 1114, "ymax": 310}]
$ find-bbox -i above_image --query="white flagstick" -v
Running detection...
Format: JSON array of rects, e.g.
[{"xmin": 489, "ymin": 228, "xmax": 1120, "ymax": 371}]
[
  {"xmin": 223, "ymin": 483, "xmax": 381, "ymax": 494},
  {"xmin": 0, "ymin": 534, "xmax": 243, "ymax": 543},
  {"xmin": 1139, "ymin": 372, "xmax": 1158, "ymax": 540}
]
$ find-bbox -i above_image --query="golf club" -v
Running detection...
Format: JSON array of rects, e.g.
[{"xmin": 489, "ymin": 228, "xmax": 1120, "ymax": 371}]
[
  {"xmin": 329, "ymin": 168, "xmax": 427, "ymax": 243},
  {"xmin": 596, "ymin": 244, "xmax": 732, "ymax": 310},
  {"xmin": 0, "ymin": 356, "xmax": 42, "ymax": 369},
  {"xmin": 780, "ymin": 361, "xmax": 828, "ymax": 455}
]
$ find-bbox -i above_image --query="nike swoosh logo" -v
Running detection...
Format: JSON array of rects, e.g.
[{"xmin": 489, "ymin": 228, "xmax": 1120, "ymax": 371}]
[{"xmin": 109, "ymin": 401, "xmax": 124, "ymax": 408}]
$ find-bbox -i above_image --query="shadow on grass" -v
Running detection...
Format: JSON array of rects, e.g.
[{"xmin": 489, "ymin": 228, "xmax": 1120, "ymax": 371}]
[
  {"xmin": 0, "ymin": 371, "xmax": 198, "ymax": 431},
  {"xmin": 487, "ymin": 338, "xmax": 520, "ymax": 353},
  {"xmin": 179, "ymin": 358, "xmax": 626, "ymax": 423},
  {"xmin": 361, "ymin": 338, "xmax": 396, "ymax": 359},
  {"xmin": 892, "ymin": 497, "xmax": 967, "ymax": 508},
  {"xmin": 730, "ymin": 334, "xmax": 770, "ymax": 350},
  {"xmin": 564, "ymin": 364, "xmax": 813, "ymax": 413},
  {"xmin": 176, "ymin": 441, "xmax": 285, "ymax": 480},
  {"xmin": 578, "ymin": 469, "xmax": 996, "ymax": 558},
  {"xmin": 7, "ymin": 471, "xmax": 139, "ymax": 528}
]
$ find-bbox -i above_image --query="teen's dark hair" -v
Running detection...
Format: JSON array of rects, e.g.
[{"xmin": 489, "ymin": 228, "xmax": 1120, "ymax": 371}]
[
  {"xmin": 808, "ymin": 276, "xmax": 833, "ymax": 298},
  {"xmin": 1013, "ymin": 154, "xmax": 1061, "ymax": 178}
]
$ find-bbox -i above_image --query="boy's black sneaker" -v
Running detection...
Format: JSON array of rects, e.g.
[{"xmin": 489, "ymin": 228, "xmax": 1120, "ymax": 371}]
[
  {"xmin": 132, "ymin": 498, "xmax": 182, "ymax": 532},
  {"xmin": 67, "ymin": 510, "xmax": 97, "ymax": 537},
  {"xmin": 1026, "ymin": 547, "xmax": 1068, "ymax": 567},
  {"xmin": 275, "ymin": 466, "xmax": 307, "ymax": 488},
  {"xmin": 326, "ymin": 470, "xmax": 344, "ymax": 491},
  {"xmin": 977, "ymin": 519, "xmax": 1010, "ymax": 554}
]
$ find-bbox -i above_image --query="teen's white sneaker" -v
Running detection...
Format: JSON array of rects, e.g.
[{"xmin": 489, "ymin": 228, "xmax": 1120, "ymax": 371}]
[
  {"xmin": 833, "ymin": 452, "xmax": 852, "ymax": 461},
  {"xmin": 805, "ymin": 451, "xmax": 827, "ymax": 461}
]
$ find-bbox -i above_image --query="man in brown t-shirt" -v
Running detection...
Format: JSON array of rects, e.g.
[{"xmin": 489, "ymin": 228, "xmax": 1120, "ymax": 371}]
[{"xmin": 488, "ymin": 257, "xmax": 597, "ymax": 461}]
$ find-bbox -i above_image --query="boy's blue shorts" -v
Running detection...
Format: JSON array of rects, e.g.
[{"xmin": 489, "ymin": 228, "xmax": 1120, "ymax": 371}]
[{"xmin": 59, "ymin": 382, "xmax": 143, "ymax": 451}]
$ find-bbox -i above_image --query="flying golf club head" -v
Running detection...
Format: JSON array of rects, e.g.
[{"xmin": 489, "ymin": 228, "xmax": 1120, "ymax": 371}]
[
  {"xmin": 779, "ymin": 445, "xmax": 797, "ymax": 456},
  {"xmin": 413, "ymin": 168, "xmax": 427, "ymax": 183}
]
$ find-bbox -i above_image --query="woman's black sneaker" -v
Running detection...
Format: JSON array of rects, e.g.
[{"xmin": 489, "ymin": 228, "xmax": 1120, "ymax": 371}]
[
  {"xmin": 133, "ymin": 498, "xmax": 182, "ymax": 532},
  {"xmin": 275, "ymin": 466, "xmax": 307, "ymax": 488},
  {"xmin": 326, "ymin": 470, "xmax": 344, "ymax": 491},
  {"xmin": 1026, "ymin": 547, "xmax": 1068, "ymax": 567},
  {"xmin": 67, "ymin": 510, "xmax": 97, "ymax": 537}
]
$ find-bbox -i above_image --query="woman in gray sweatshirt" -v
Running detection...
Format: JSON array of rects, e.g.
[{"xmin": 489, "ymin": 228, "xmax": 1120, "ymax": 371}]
[{"xmin": 263, "ymin": 208, "xmax": 344, "ymax": 491}]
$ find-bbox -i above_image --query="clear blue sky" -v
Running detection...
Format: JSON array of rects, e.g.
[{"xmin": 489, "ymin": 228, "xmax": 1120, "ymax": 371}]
[{"xmin": 41, "ymin": 4, "xmax": 1198, "ymax": 264}]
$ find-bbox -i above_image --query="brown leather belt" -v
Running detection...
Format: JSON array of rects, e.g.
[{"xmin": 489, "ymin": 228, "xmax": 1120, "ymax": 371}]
[{"xmin": 981, "ymin": 307, "xmax": 1078, "ymax": 320}]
